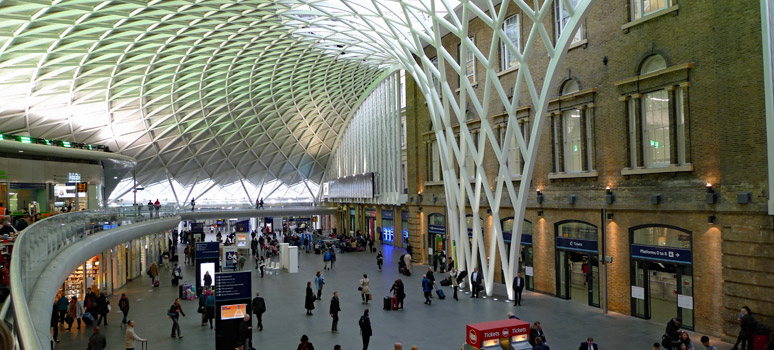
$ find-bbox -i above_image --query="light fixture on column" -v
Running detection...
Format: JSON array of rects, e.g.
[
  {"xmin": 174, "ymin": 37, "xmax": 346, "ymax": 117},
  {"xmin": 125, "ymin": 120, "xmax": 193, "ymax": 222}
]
[
  {"xmin": 537, "ymin": 210, "xmax": 543, "ymax": 217},
  {"xmin": 605, "ymin": 186, "xmax": 616, "ymax": 204},
  {"xmin": 417, "ymin": 192, "xmax": 423, "ymax": 203},
  {"xmin": 607, "ymin": 212, "xmax": 614, "ymax": 220},
  {"xmin": 536, "ymin": 189, "xmax": 544, "ymax": 204},
  {"xmin": 707, "ymin": 215, "xmax": 716, "ymax": 224},
  {"xmin": 418, "ymin": 206, "xmax": 423, "ymax": 212},
  {"xmin": 705, "ymin": 183, "xmax": 717, "ymax": 204},
  {"xmin": 433, "ymin": 194, "xmax": 438, "ymax": 203}
]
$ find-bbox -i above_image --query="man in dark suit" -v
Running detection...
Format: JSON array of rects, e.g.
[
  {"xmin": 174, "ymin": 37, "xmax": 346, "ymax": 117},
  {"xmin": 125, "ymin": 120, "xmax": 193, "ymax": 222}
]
[
  {"xmin": 529, "ymin": 321, "xmax": 546, "ymax": 346},
  {"xmin": 513, "ymin": 272, "xmax": 525, "ymax": 306},
  {"xmin": 471, "ymin": 268, "xmax": 483, "ymax": 298},
  {"xmin": 578, "ymin": 337, "xmax": 599, "ymax": 350},
  {"xmin": 329, "ymin": 292, "xmax": 341, "ymax": 332}
]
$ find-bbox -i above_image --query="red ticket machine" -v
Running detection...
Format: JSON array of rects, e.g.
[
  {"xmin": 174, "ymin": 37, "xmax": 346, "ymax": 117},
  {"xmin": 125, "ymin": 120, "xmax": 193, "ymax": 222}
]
[{"xmin": 463, "ymin": 319, "xmax": 531, "ymax": 350}]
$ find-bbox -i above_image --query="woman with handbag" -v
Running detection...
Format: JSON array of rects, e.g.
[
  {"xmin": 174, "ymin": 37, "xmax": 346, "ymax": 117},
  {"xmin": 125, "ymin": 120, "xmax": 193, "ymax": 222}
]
[
  {"xmin": 168, "ymin": 298, "xmax": 186, "ymax": 339},
  {"xmin": 359, "ymin": 274, "xmax": 370, "ymax": 305}
]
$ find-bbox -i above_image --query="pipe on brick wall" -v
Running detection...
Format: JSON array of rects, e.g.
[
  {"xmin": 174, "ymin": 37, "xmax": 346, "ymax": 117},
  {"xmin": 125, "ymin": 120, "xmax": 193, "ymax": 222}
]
[{"xmin": 601, "ymin": 208, "xmax": 608, "ymax": 314}]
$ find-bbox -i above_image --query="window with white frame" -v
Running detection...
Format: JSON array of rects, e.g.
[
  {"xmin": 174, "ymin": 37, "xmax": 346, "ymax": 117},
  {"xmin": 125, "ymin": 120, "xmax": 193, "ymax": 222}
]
[
  {"xmin": 430, "ymin": 56, "xmax": 440, "ymax": 91},
  {"xmin": 623, "ymin": 54, "xmax": 691, "ymax": 171},
  {"xmin": 458, "ymin": 37, "xmax": 476, "ymax": 85},
  {"xmin": 500, "ymin": 120, "xmax": 527, "ymax": 176},
  {"xmin": 464, "ymin": 132, "xmax": 478, "ymax": 180},
  {"xmin": 550, "ymin": 79, "xmax": 596, "ymax": 176},
  {"xmin": 501, "ymin": 14, "xmax": 520, "ymax": 71},
  {"xmin": 563, "ymin": 109, "xmax": 583, "ymax": 172},
  {"xmin": 401, "ymin": 116, "xmax": 407, "ymax": 148},
  {"xmin": 631, "ymin": 0, "xmax": 672, "ymax": 21},
  {"xmin": 431, "ymin": 141, "xmax": 441, "ymax": 182},
  {"xmin": 554, "ymin": 0, "xmax": 584, "ymax": 44}
]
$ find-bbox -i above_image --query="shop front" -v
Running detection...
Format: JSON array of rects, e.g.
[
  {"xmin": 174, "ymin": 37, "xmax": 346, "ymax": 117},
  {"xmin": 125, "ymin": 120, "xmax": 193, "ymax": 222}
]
[
  {"xmin": 501, "ymin": 218, "xmax": 534, "ymax": 291},
  {"xmin": 427, "ymin": 213, "xmax": 446, "ymax": 260},
  {"xmin": 555, "ymin": 220, "xmax": 600, "ymax": 308},
  {"xmin": 630, "ymin": 225, "xmax": 694, "ymax": 329},
  {"xmin": 8, "ymin": 182, "xmax": 46, "ymax": 215},
  {"xmin": 61, "ymin": 255, "xmax": 103, "ymax": 300},
  {"xmin": 54, "ymin": 182, "xmax": 88, "ymax": 212},
  {"xmin": 401, "ymin": 210, "xmax": 409, "ymax": 247},
  {"xmin": 381, "ymin": 209, "xmax": 395, "ymax": 245},
  {"xmin": 365, "ymin": 208, "xmax": 377, "ymax": 240}
]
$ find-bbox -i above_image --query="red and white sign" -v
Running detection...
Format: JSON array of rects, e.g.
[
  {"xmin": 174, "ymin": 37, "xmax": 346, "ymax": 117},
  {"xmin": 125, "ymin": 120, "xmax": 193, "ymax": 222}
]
[{"xmin": 466, "ymin": 319, "xmax": 530, "ymax": 348}]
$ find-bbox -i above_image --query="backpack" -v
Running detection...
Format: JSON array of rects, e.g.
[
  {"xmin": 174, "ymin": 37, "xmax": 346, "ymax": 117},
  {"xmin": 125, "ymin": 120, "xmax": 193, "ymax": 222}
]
[{"xmin": 324, "ymin": 252, "xmax": 330, "ymax": 261}]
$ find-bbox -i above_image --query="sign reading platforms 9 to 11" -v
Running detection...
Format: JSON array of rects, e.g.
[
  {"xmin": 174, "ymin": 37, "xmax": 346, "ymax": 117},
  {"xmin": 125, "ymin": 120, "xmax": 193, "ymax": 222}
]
[{"xmin": 215, "ymin": 271, "xmax": 251, "ymax": 302}]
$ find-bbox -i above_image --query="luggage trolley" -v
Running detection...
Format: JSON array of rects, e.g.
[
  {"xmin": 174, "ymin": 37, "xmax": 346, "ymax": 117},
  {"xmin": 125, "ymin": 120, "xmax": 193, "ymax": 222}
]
[{"xmin": 462, "ymin": 319, "xmax": 531, "ymax": 350}]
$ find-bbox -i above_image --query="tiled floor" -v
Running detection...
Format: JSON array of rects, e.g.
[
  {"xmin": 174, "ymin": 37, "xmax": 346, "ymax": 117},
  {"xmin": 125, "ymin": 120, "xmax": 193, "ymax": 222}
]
[{"xmin": 53, "ymin": 239, "xmax": 732, "ymax": 350}]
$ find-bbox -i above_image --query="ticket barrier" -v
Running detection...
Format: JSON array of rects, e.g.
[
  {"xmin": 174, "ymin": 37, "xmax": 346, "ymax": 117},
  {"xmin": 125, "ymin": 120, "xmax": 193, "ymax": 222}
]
[{"xmin": 462, "ymin": 319, "xmax": 532, "ymax": 350}]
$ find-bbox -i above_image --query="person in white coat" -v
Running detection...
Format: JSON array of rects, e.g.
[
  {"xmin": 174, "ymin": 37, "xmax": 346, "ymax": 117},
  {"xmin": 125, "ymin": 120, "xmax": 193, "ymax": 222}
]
[{"xmin": 124, "ymin": 320, "xmax": 146, "ymax": 350}]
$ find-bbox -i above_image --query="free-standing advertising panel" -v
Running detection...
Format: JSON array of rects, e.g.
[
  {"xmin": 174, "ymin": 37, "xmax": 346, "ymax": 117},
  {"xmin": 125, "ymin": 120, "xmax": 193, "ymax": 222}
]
[
  {"xmin": 195, "ymin": 242, "xmax": 220, "ymax": 294},
  {"xmin": 215, "ymin": 271, "xmax": 252, "ymax": 350}
]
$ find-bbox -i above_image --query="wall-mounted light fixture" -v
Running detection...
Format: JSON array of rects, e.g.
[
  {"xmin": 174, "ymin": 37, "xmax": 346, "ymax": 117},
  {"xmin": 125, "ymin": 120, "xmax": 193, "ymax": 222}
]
[
  {"xmin": 707, "ymin": 215, "xmax": 716, "ymax": 224},
  {"xmin": 705, "ymin": 184, "xmax": 717, "ymax": 204},
  {"xmin": 536, "ymin": 189, "xmax": 544, "ymax": 204},
  {"xmin": 433, "ymin": 194, "xmax": 438, "ymax": 203},
  {"xmin": 569, "ymin": 194, "xmax": 577, "ymax": 204},
  {"xmin": 605, "ymin": 186, "xmax": 616, "ymax": 204},
  {"xmin": 486, "ymin": 208, "xmax": 492, "ymax": 214},
  {"xmin": 537, "ymin": 210, "xmax": 543, "ymax": 217},
  {"xmin": 418, "ymin": 206, "xmax": 423, "ymax": 212},
  {"xmin": 651, "ymin": 194, "xmax": 662, "ymax": 205},
  {"xmin": 418, "ymin": 192, "xmax": 424, "ymax": 203},
  {"xmin": 607, "ymin": 212, "xmax": 614, "ymax": 220}
]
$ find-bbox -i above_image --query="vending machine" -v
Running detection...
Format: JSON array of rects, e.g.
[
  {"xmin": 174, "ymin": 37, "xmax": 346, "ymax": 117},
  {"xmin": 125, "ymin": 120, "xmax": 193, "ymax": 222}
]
[{"xmin": 462, "ymin": 319, "xmax": 532, "ymax": 350}]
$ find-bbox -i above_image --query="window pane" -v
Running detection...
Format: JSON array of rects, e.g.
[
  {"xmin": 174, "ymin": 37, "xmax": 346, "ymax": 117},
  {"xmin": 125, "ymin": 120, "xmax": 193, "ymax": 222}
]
[
  {"xmin": 432, "ymin": 141, "xmax": 441, "ymax": 182},
  {"xmin": 430, "ymin": 57, "xmax": 440, "ymax": 90},
  {"xmin": 509, "ymin": 131, "xmax": 520, "ymax": 175},
  {"xmin": 628, "ymin": 99, "xmax": 638, "ymax": 166},
  {"xmin": 633, "ymin": 0, "xmax": 671, "ymax": 20},
  {"xmin": 632, "ymin": 226, "xmax": 691, "ymax": 249},
  {"xmin": 642, "ymin": 90, "xmax": 670, "ymax": 167},
  {"xmin": 501, "ymin": 15, "xmax": 520, "ymax": 70},
  {"xmin": 558, "ymin": 222, "xmax": 597, "ymax": 241},
  {"xmin": 556, "ymin": 0, "xmax": 584, "ymax": 44},
  {"xmin": 676, "ymin": 88, "xmax": 686, "ymax": 165},
  {"xmin": 563, "ymin": 109, "xmax": 583, "ymax": 172}
]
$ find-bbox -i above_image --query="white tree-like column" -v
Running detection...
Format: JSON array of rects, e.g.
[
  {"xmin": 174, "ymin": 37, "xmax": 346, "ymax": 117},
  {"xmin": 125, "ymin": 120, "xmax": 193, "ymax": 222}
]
[{"xmin": 296, "ymin": 0, "xmax": 595, "ymax": 299}]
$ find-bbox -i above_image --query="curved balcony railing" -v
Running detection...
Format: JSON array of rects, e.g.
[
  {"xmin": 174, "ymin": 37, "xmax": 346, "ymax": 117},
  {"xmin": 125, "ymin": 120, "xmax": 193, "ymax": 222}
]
[{"xmin": 3, "ymin": 204, "xmax": 339, "ymax": 349}]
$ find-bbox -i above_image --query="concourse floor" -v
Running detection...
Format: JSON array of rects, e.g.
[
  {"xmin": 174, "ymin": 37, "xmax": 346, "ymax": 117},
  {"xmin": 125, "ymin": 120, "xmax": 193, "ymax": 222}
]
[{"xmin": 54, "ymin": 241, "xmax": 732, "ymax": 350}]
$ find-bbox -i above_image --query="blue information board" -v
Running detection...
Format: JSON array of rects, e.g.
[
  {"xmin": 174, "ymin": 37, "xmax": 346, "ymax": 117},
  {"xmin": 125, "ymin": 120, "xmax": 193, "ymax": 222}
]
[
  {"xmin": 429, "ymin": 225, "xmax": 446, "ymax": 234},
  {"xmin": 382, "ymin": 210, "xmax": 394, "ymax": 220},
  {"xmin": 631, "ymin": 244, "xmax": 692, "ymax": 264},
  {"xmin": 502, "ymin": 232, "xmax": 532, "ymax": 244},
  {"xmin": 556, "ymin": 237, "xmax": 598, "ymax": 252},
  {"xmin": 215, "ymin": 271, "xmax": 252, "ymax": 302},
  {"xmin": 196, "ymin": 242, "xmax": 220, "ymax": 260}
]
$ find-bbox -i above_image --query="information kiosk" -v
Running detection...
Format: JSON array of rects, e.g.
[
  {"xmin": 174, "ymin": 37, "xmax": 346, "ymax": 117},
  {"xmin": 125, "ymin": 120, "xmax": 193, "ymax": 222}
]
[
  {"xmin": 214, "ymin": 271, "xmax": 252, "ymax": 350},
  {"xmin": 463, "ymin": 319, "xmax": 531, "ymax": 350}
]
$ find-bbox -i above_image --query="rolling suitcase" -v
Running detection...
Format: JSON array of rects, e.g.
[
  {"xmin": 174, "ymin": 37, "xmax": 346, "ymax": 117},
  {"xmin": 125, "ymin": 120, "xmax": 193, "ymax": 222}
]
[
  {"xmin": 153, "ymin": 280, "xmax": 159, "ymax": 287},
  {"xmin": 436, "ymin": 289, "xmax": 446, "ymax": 299},
  {"xmin": 391, "ymin": 296, "xmax": 399, "ymax": 310},
  {"xmin": 383, "ymin": 296, "xmax": 392, "ymax": 310},
  {"xmin": 754, "ymin": 334, "xmax": 770, "ymax": 350}
]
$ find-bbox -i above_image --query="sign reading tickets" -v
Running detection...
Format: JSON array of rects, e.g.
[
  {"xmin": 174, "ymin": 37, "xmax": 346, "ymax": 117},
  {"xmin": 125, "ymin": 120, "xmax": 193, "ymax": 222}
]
[
  {"xmin": 215, "ymin": 271, "xmax": 251, "ymax": 302},
  {"xmin": 466, "ymin": 319, "xmax": 530, "ymax": 348},
  {"xmin": 556, "ymin": 237, "xmax": 598, "ymax": 252}
]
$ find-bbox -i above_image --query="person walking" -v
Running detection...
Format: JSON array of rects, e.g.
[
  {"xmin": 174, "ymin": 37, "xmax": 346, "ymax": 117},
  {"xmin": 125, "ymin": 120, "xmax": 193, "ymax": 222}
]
[
  {"xmin": 87, "ymin": 326, "xmax": 106, "ymax": 350},
  {"xmin": 426, "ymin": 267, "xmax": 435, "ymax": 297},
  {"xmin": 664, "ymin": 318, "xmax": 682, "ymax": 350},
  {"xmin": 314, "ymin": 271, "xmax": 325, "ymax": 300},
  {"xmin": 439, "ymin": 251, "xmax": 447, "ymax": 273},
  {"xmin": 450, "ymin": 268, "xmax": 459, "ymax": 301},
  {"xmin": 732, "ymin": 307, "xmax": 756, "ymax": 350},
  {"xmin": 390, "ymin": 279, "xmax": 405, "ymax": 309},
  {"xmin": 147, "ymin": 200, "xmax": 154, "ymax": 217},
  {"xmin": 305, "ymin": 282, "xmax": 316, "ymax": 315},
  {"xmin": 297, "ymin": 334, "xmax": 315, "ymax": 350},
  {"xmin": 69, "ymin": 296, "xmax": 83, "ymax": 330},
  {"xmin": 330, "ymin": 249, "xmax": 337, "ymax": 270},
  {"xmin": 376, "ymin": 252, "xmax": 383, "ymax": 271},
  {"xmin": 403, "ymin": 253, "xmax": 412, "ymax": 275},
  {"xmin": 51, "ymin": 303, "xmax": 60, "ymax": 344},
  {"xmin": 513, "ymin": 272, "xmax": 525, "ymax": 306},
  {"xmin": 368, "ymin": 238, "xmax": 374, "ymax": 254},
  {"xmin": 252, "ymin": 292, "xmax": 266, "ymax": 331},
  {"xmin": 432, "ymin": 251, "xmax": 439, "ymax": 272},
  {"xmin": 358, "ymin": 309, "xmax": 372, "ymax": 350},
  {"xmin": 96, "ymin": 292, "xmax": 110, "ymax": 326},
  {"xmin": 329, "ymin": 291, "xmax": 341, "ymax": 333},
  {"xmin": 258, "ymin": 256, "xmax": 266, "ymax": 278},
  {"xmin": 149, "ymin": 262, "xmax": 158, "ymax": 285},
  {"xmin": 154, "ymin": 199, "xmax": 160, "ymax": 217},
  {"xmin": 190, "ymin": 198, "xmax": 196, "ymax": 211},
  {"xmin": 124, "ymin": 320, "xmax": 146, "ymax": 350},
  {"xmin": 56, "ymin": 294, "xmax": 69, "ymax": 327},
  {"xmin": 118, "ymin": 293, "xmax": 130, "ymax": 325},
  {"xmin": 323, "ymin": 250, "xmax": 331, "ymax": 270},
  {"xmin": 238, "ymin": 315, "xmax": 252, "ymax": 350},
  {"xmin": 168, "ymin": 298, "xmax": 186, "ymax": 339},
  {"xmin": 422, "ymin": 275, "xmax": 432, "ymax": 305},
  {"xmin": 204, "ymin": 290, "xmax": 216, "ymax": 329},
  {"xmin": 204, "ymin": 271, "xmax": 213, "ymax": 290},
  {"xmin": 359, "ymin": 274, "xmax": 370, "ymax": 305}
]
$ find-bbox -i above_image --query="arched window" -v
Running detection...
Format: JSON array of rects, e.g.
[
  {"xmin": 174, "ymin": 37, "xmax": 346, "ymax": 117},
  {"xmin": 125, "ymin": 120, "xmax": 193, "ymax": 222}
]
[
  {"xmin": 562, "ymin": 79, "xmax": 580, "ymax": 95},
  {"xmin": 640, "ymin": 55, "xmax": 667, "ymax": 75}
]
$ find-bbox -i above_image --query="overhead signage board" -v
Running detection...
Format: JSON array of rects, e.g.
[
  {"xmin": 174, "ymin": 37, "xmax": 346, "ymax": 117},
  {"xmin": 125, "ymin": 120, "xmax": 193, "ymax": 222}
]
[
  {"xmin": 631, "ymin": 244, "xmax": 692, "ymax": 264},
  {"xmin": 196, "ymin": 242, "xmax": 220, "ymax": 260},
  {"xmin": 215, "ymin": 271, "xmax": 251, "ymax": 302},
  {"xmin": 429, "ymin": 225, "xmax": 446, "ymax": 234},
  {"xmin": 556, "ymin": 237, "xmax": 598, "ymax": 253}
]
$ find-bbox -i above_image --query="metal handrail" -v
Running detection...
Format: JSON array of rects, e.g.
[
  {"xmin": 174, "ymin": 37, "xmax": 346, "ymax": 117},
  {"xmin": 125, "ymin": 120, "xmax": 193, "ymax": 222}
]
[{"xmin": 9, "ymin": 206, "xmax": 179, "ymax": 349}]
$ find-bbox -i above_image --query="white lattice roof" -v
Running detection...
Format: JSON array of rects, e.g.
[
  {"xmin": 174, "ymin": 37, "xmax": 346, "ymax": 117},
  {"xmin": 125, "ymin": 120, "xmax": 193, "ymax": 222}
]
[{"xmin": 0, "ymin": 0, "xmax": 395, "ymax": 202}]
